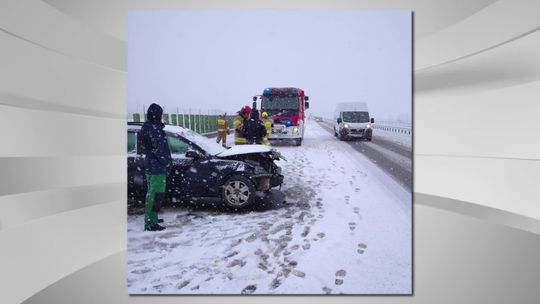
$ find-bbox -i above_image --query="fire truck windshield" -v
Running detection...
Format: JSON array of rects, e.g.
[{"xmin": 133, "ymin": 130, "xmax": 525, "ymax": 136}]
[{"xmin": 261, "ymin": 95, "xmax": 299, "ymax": 110}]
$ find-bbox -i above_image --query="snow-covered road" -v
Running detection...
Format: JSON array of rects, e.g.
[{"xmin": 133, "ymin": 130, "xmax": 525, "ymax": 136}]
[{"xmin": 127, "ymin": 120, "xmax": 412, "ymax": 294}]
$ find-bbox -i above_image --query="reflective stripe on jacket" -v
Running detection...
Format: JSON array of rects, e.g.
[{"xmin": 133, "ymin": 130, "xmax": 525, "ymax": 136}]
[
  {"xmin": 217, "ymin": 118, "xmax": 228, "ymax": 132},
  {"xmin": 263, "ymin": 118, "xmax": 273, "ymax": 136},
  {"xmin": 233, "ymin": 115, "xmax": 246, "ymax": 144}
]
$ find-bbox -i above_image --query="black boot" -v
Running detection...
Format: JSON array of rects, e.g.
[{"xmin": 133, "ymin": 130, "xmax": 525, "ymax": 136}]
[{"xmin": 146, "ymin": 223, "xmax": 166, "ymax": 231}]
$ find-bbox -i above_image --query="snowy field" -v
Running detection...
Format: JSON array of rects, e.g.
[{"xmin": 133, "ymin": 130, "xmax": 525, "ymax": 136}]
[{"xmin": 127, "ymin": 120, "xmax": 412, "ymax": 294}]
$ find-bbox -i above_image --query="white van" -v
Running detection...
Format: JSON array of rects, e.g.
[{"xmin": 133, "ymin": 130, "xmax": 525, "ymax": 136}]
[{"xmin": 333, "ymin": 102, "xmax": 374, "ymax": 141}]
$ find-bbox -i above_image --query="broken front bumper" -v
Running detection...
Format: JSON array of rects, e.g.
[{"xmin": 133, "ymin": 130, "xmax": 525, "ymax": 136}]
[{"xmin": 250, "ymin": 174, "xmax": 284, "ymax": 192}]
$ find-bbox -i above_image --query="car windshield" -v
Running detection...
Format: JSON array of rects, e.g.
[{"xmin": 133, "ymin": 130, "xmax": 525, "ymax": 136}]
[
  {"xmin": 164, "ymin": 125, "xmax": 226, "ymax": 155},
  {"xmin": 342, "ymin": 111, "xmax": 370, "ymax": 123}
]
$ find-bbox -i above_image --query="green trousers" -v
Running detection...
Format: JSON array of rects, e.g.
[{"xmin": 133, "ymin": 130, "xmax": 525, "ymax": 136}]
[{"xmin": 145, "ymin": 173, "xmax": 166, "ymax": 230}]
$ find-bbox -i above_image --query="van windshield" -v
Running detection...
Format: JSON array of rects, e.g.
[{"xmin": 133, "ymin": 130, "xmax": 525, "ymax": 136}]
[{"xmin": 342, "ymin": 111, "xmax": 370, "ymax": 123}]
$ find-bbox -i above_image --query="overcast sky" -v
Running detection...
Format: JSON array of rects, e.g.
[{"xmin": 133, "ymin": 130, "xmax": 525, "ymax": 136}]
[{"xmin": 128, "ymin": 11, "xmax": 411, "ymax": 122}]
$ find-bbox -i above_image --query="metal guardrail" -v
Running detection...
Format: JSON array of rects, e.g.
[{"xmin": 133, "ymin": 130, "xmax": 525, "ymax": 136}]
[{"xmin": 372, "ymin": 125, "xmax": 412, "ymax": 135}]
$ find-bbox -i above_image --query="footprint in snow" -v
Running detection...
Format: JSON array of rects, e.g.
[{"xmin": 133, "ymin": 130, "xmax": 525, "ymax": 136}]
[
  {"xmin": 227, "ymin": 259, "xmax": 246, "ymax": 268},
  {"xmin": 224, "ymin": 251, "xmax": 239, "ymax": 259},
  {"xmin": 293, "ymin": 270, "xmax": 306, "ymax": 278},
  {"xmin": 348, "ymin": 222, "xmax": 356, "ymax": 231},
  {"xmin": 241, "ymin": 285, "xmax": 257, "ymax": 294},
  {"xmin": 130, "ymin": 267, "xmax": 151, "ymax": 274},
  {"xmin": 230, "ymin": 238, "xmax": 242, "ymax": 247},
  {"xmin": 245, "ymin": 233, "xmax": 258, "ymax": 242},
  {"xmin": 176, "ymin": 280, "xmax": 190, "ymax": 290},
  {"xmin": 357, "ymin": 243, "xmax": 367, "ymax": 254},
  {"xmin": 335, "ymin": 269, "xmax": 347, "ymax": 285},
  {"xmin": 270, "ymin": 278, "xmax": 281, "ymax": 289}
]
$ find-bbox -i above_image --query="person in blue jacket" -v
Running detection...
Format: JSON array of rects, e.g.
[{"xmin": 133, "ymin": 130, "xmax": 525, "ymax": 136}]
[{"xmin": 139, "ymin": 103, "xmax": 172, "ymax": 231}]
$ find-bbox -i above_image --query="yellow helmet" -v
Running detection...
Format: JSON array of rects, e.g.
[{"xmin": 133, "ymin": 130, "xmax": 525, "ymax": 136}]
[{"xmin": 262, "ymin": 112, "xmax": 268, "ymax": 118}]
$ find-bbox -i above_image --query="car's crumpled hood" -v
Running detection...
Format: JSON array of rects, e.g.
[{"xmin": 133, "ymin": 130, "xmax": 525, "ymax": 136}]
[{"xmin": 215, "ymin": 145, "xmax": 272, "ymax": 157}]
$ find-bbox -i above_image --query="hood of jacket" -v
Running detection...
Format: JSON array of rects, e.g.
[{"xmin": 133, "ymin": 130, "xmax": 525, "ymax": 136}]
[{"xmin": 147, "ymin": 103, "xmax": 163, "ymax": 123}]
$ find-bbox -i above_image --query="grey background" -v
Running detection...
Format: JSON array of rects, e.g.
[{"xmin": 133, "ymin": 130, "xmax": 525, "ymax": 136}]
[{"xmin": 1, "ymin": 0, "xmax": 539, "ymax": 303}]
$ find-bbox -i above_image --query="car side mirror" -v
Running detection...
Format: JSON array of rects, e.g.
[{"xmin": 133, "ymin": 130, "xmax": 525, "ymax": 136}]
[
  {"xmin": 304, "ymin": 96, "xmax": 309, "ymax": 101},
  {"xmin": 371, "ymin": 118, "xmax": 375, "ymax": 123},
  {"xmin": 186, "ymin": 150, "xmax": 203, "ymax": 159},
  {"xmin": 305, "ymin": 101, "xmax": 310, "ymax": 109},
  {"xmin": 337, "ymin": 118, "xmax": 342, "ymax": 123},
  {"xmin": 252, "ymin": 96, "xmax": 257, "ymax": 102}
]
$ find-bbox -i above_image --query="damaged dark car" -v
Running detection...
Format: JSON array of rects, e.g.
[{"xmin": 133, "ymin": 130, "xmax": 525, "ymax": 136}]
[{"xmin": 128, "ymin": 123, "xmax": 284, "ymax": 209}]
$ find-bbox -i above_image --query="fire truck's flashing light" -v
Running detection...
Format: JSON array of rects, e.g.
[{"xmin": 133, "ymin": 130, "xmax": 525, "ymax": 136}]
[{"xmin": 263, "ymin": 88, "xmax": 299, "ymax": 94}]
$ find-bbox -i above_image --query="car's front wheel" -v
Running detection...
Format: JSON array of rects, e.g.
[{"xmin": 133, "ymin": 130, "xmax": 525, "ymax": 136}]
[{"xmin": 222, "ymin": 174, "xmax": 255, "ymax": 209}]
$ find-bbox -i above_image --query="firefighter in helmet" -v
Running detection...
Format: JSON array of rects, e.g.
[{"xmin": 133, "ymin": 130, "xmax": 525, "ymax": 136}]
[
  {"xmin": 243, "ymin": 109, "xmax": 267, "ymax": 144},
  {"xmin": 234, "ymin": 105, "xmax": 251, "ymax": 145},
  {"xmin": 216, "ymin": 112, "xmax": 229, "ymax": 148},
  {"xmin": 261, "ymin": 111, "xmax": 273, "ymax": 146}
]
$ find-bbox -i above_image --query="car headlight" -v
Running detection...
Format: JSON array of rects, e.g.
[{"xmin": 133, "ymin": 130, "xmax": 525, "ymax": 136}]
[
  {"xmin": 292, "ymin": 127, "xmax": 299, "ymax": 135},
  {"xmin": 366, "ymin": 124, "xmax": 371, "ymax": 128},
  {"xmin": 343, "ymin": 124, "xmax": 349, "ymax": 128}
]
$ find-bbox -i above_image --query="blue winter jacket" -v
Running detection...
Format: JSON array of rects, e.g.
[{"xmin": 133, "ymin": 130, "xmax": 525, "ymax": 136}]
[{"xmin": 139, "ymin": 103, "xmax": 172, "ymax": 174}]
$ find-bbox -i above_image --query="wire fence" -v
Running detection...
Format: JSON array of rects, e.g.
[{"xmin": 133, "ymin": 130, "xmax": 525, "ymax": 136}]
[{"xmin": 129, "ymin": 109, "xmax": 235, "ymax": 135}]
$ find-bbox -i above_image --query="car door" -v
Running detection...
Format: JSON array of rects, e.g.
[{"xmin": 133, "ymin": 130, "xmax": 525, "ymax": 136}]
[
  {"xmin": 165, "ymin": 133, "xmax": 195, "ymax": 199},
  {"xmin": 127, "ymin": 130, "xmax": 146, "ymax": 202},
  {"xmin": 174, "ymin": 136, "xmax": 225, "ymax": 198}
]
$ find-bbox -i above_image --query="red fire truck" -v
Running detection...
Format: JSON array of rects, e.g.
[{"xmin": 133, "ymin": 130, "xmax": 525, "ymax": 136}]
[{"xmin": 253, "ymin": 87, "xmax": 309, "ymax": 146}]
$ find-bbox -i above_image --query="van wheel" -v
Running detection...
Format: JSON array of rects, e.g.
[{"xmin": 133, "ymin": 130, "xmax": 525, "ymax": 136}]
[{"xmin": 222, "ymin": 175, "xmax": 255, "ymax": 209}]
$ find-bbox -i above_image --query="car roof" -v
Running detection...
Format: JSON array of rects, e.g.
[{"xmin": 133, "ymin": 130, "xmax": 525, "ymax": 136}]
[
  {"xmin": 127, "ymin": 123, "xmax": 190, "ymax": 132},
  {"xmin": 127, "ymin": 122, "xmax": 226, "ymax": 155}
]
